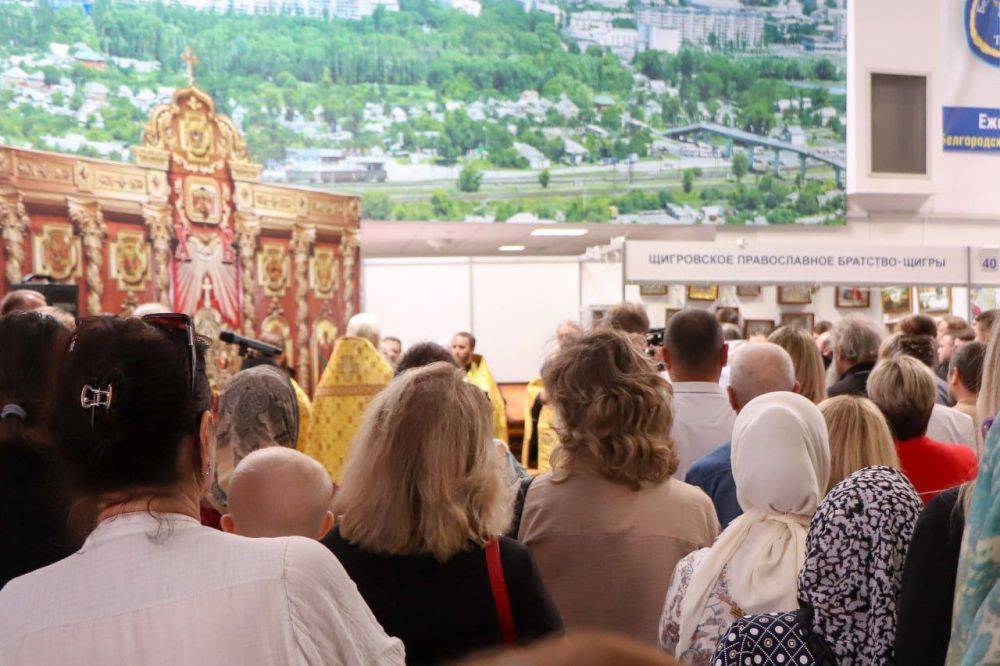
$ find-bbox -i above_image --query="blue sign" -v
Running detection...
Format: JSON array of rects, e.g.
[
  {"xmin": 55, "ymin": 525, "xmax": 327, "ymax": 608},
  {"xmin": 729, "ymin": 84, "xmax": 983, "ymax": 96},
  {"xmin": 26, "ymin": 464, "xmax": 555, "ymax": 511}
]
[
  {"xmin": 965, "ymin": 0, "xmax": 1000, "ymax": 67},
  {"xmin": 944, "ymin": 106, "xmax": 1000, "ymax": 152}
]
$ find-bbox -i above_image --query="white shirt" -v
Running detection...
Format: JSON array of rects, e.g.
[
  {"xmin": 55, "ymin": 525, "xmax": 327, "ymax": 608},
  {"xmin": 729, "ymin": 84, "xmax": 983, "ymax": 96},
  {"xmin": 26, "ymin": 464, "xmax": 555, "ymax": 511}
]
[
  {"xmin": 670, "ymin": 382, "xmax": 737, "ymax": 479},
  {"xmin": 927, "ymin": 403, "xmax": 977, "ymax": 449},
  {"xmin": 0, "ymin": 512, "xmax": 405, "ymax": 666}
]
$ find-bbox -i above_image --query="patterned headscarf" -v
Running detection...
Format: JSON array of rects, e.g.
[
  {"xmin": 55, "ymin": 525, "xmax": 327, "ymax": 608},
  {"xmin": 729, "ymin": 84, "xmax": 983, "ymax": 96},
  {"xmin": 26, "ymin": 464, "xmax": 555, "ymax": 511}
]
[
  {"xmin": 948, "ymin": 421, "xmax": 1000, "ymax": 665},
  {"xmin": 210, "ymin": 365, "xmax": 299, "ymax": 509},
  {"xmin": 798, "ymin": 466, "xmax": 922, "ymax": 664}
]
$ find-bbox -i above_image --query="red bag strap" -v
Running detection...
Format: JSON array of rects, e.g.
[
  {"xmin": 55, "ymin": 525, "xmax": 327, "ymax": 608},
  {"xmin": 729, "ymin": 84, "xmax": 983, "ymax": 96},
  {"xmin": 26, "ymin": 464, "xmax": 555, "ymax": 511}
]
[{"xmin": 485, "ymin": 537, "xmax": 517, "ymax": 646}]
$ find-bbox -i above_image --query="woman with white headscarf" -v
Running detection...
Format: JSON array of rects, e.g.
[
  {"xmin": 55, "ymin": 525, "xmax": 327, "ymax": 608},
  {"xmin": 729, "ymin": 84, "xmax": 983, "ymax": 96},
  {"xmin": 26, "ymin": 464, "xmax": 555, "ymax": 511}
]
[{"xmin": 659, "ymin": 391, "xmax": 830, "ymax": 664}]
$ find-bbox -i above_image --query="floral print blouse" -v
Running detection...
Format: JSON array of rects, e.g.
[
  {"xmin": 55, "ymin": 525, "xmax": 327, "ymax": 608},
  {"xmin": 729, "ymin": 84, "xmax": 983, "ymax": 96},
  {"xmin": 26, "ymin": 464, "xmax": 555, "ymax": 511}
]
[{"xmin": 658, "ymin": 548, "xmax": 745, "ymax": 666}]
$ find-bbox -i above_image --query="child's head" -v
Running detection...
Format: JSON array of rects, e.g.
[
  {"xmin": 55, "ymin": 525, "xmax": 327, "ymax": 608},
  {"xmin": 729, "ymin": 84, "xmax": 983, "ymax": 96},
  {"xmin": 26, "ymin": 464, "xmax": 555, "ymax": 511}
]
[{"xmin": 221, "ymin": 447, "xmax": 334, "ymax": 539}]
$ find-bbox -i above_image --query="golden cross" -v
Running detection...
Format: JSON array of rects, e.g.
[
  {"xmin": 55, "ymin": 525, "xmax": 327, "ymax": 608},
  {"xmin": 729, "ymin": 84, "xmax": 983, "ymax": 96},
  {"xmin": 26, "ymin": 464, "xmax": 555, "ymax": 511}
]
[{"xmin": 181, "ymin": 46, "xmax": 199, "ymax": 87}]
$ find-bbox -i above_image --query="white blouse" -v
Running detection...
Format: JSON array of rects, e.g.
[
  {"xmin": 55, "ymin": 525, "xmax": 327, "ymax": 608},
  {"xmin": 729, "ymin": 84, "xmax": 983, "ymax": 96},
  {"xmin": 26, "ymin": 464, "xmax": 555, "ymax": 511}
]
[{"xmin": 0, "ymin": 512, "xmax": 405, "ymax": 665}]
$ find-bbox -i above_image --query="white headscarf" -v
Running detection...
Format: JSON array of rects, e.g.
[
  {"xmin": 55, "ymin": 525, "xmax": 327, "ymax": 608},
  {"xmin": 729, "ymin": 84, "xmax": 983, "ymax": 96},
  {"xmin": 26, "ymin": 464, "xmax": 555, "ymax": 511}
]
[{"xmin": 676, "ymin": 391, "xmax": 831, "ymax": 656}]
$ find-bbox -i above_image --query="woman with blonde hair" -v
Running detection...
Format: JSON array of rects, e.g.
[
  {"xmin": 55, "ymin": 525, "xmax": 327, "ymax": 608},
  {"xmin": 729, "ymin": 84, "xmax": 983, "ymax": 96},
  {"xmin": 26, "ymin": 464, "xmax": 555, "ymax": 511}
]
[
  {"xmin": 819, "ymin": 395, "xmax": 900, "ymax": 493},
  {"xmin": 517, "ymin": 330, "xmax": 718, "ymax": 642},
  {"xmin": 326, "ymin": 362, "xmax": 561, "ymax": 663},
  {"xmin": 768, "ymin": 325, "xmax": 827, "ymax": 404}
]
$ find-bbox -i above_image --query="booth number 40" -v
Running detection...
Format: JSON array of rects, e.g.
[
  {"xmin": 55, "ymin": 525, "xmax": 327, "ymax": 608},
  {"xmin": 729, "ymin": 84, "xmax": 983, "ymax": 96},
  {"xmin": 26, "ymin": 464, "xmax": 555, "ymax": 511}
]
[{"xmin": 980, "ymin": 249, "xmax": 999, "ymax": 272}]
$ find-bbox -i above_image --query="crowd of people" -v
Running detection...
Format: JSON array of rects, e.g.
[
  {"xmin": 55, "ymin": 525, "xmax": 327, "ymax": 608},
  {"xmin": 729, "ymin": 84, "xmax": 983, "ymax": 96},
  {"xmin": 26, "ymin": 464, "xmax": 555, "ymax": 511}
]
[{"xmin": 1, "ymin": 285, "xmax": 1000, "ymax": 665}]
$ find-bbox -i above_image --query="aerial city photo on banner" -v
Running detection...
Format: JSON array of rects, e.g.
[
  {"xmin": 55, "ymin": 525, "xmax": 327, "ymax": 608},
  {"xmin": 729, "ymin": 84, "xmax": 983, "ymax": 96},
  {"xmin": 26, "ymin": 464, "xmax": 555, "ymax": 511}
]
[{"xmin": 0, "ymin": 0, "xmax": 846, "ymax": 227}]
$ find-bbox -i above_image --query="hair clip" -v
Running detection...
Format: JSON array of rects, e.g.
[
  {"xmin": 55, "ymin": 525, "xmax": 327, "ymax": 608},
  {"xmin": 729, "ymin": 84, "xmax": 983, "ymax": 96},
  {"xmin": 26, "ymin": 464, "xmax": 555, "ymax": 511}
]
[
  {"xmin": 1, "ymin": 403, "xmax": 26, "ymax": 421},
  {"xmin": 81, "ymin": 384, "xmax": 113, "ymax": 427}
]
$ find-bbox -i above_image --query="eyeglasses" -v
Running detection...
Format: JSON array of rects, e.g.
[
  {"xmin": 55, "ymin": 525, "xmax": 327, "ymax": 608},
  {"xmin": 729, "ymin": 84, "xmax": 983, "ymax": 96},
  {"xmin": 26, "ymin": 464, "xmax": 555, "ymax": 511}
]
[{"xmin": 142, "ymin": 313, "xmax": 197, "ymax": 392}]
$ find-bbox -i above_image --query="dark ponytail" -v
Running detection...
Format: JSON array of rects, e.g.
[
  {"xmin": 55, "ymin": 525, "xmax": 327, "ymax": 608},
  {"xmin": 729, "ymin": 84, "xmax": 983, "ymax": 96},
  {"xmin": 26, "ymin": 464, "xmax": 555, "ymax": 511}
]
[{"xmin": 50, "ymin": 316, "xmax": 210, "ymax": 498}]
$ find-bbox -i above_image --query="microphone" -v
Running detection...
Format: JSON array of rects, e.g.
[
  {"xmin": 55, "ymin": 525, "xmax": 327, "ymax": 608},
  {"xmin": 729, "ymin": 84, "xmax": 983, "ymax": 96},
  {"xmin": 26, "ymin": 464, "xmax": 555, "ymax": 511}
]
[{"xmin": 219, "ymin": 330, "xmax": 283, "ymax": 356}]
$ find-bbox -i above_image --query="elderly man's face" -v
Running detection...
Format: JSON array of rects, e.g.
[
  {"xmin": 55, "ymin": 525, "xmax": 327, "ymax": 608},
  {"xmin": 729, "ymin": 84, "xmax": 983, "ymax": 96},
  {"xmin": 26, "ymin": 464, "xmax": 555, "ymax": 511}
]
[
  {"xmin": 380, "ymin": 339, "xmax": 401, "ymax": 365},
  {"xmin": 450, "ymin": 335, "xmax": 474, "ymax": 368}
]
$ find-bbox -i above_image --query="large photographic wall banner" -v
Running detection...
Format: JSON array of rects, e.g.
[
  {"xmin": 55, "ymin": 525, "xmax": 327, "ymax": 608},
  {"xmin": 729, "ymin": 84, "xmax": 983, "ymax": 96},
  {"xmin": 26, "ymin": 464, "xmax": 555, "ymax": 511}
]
[
  {"xmin": 943, "ymin": 0, "xmax": 1000, "ymax": 153},
  {"xmin": 0, "ymin": 0, "xmax": 846, "ymax": 227}
]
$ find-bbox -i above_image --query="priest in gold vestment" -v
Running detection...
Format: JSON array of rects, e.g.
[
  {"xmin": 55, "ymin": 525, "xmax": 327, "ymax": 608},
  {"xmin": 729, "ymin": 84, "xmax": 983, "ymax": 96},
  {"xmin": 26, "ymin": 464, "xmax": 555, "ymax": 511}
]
[
  {"xmin": 304, "ymin": 314, "xmax": 393, "ymax": 482},
  {"xmin": 521, "ymin": 320, "xmax": 582, "ymax": 472},
  {"xmin": 451, "ymin": 332, "xmax": 508, "ymax": 443}
]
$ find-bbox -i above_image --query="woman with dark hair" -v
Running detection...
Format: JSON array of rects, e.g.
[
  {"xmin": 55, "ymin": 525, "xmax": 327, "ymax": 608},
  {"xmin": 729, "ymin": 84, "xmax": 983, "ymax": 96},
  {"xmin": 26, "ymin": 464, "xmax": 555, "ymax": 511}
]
[
  {"xmin": 0, "ymin": 315, "xmax": 403, "ymax": 665},
  {"xmin": 0, "ymin": 311, "xmax": 73, "ymax": 589},
  {"xmin": 394, "ymin": 341, "xmax": 456, "ymax": 376}
]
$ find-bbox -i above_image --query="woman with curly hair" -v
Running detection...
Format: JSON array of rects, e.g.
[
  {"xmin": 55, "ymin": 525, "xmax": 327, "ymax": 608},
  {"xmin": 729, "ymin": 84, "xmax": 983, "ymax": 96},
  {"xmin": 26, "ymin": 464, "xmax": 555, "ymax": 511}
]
[{"xmin": 517, "ymin": 329, "xmax": 719, "ymax": 643}]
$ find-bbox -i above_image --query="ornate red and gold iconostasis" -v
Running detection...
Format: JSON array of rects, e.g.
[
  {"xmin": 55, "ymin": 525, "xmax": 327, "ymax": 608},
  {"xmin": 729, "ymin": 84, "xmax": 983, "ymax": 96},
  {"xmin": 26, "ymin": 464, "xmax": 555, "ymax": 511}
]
[{"xmin": 0, "ymin": 74, "xmax": 358, "ymax": 394}]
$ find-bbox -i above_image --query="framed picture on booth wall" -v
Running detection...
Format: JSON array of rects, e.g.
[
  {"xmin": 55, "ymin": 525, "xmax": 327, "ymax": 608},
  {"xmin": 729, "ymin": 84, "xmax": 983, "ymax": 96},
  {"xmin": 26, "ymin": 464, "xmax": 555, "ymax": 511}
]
[
  {"xmin": 686, "ymin": 285, "xmax": 719, "ymax": 301},
  {"xmin": 743, "ymin": 319, "xmax": 775, "ymax": 339},
  {"xmin": 778, "ymin": 286, "xmax": 812, "ymax": 305},
  {"xmin": 780, "ymin": 312, "xmax": 815, "ymax": 331},
  {"xmin": 881, "ymin": 286, "xmax": 912, "ymax": 314},
  {"xmin": 836, "ymin": 286, "xmax": 870, "ymax": 308},
  {"xmin": 736, "ymin": 285, "xmax": 762, "ymax": 297},
  {"xmin": 639, "ymin": 284, "xmax": 669, "ymax": 296},
  {"xmin": 916, "ymin": 287, "xmax": 951, "ymax": 314}
]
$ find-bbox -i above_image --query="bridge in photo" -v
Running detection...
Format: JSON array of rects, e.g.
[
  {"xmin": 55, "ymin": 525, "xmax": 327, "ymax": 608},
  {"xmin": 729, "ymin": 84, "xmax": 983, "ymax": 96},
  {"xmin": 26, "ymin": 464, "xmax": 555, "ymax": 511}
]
[{"xmin": 655, "ymin": 121, "xmax": 845, "ymax": 187}]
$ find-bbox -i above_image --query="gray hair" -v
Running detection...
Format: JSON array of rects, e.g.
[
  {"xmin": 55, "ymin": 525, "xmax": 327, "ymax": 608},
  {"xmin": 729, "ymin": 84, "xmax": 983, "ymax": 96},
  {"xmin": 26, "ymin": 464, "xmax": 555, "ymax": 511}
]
[
  {"xmin": 729, "ymin": 342, "xmax": 796, "ymax": 408},
  {"xmin": 832, "ymin": 315, "xmax": 883, "ymax": 365},
  {"xmin": 346, "ymin": 312, "xmax": 380, "ymax": 344}
]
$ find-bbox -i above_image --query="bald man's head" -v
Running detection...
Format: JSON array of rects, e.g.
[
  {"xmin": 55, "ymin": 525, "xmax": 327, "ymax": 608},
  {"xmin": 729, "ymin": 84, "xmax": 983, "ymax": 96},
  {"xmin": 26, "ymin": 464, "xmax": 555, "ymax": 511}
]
[
  {"xmin": 221, "ymin": 447, "xmax": 334, "ymax": 539},
  {"xmin": 727, "ymin": 342, "xmax": 797, "ymax": 411}
]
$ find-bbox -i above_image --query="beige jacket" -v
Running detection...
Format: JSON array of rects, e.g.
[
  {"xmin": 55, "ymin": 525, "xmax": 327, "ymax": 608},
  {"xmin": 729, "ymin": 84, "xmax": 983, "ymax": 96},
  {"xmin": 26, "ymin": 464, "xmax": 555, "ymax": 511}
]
[{"xmin": 518, "ymin": 471, "xmax": 719, "ymax": 644}]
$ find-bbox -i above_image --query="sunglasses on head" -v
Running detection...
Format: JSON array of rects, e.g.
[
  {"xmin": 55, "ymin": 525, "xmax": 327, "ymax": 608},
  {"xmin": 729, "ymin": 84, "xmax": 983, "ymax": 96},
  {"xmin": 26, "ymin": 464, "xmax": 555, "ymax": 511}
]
[{"xmin": 142, "ymin": 312, "xmax": 197, "ymax": 392}]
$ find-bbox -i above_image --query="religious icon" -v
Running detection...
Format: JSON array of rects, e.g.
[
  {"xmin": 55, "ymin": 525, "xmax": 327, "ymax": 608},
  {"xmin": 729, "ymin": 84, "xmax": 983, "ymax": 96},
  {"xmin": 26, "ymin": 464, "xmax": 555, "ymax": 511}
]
[
  {"xmin": 33, "ymin": 223, "xmax": 80, "ymax": 281},
  {"xmin": 916, "ymin": 287, "xmax": 951, "ymax": 314},
  {"xmin": 780, "ymin": 312, "xmax": 815, "ymax": 331},
  {"xmin": 778, "ymin": 285, "xmax": 812, "ymax": 305},
  {"xmin": 183, "ymin": 177, "xmax": 222, "ymax": 225},
  {"xmin": 639, "ymin": 284, "xmax": 668, "ymax": 296},
  {"xmin": 836, "ymin": 286, "xmax": 870, "ymax": 309},
  {"xmin": 310, "ymin": 247, "xmax": 339, "ymax": 298},
  {"xmin": 743, "ymin": 319, "xmax": 776, "ymax": 339},
  {"xmin": 686, "ymin": 285, "xmax": 719, "ymax": 302},
  {"xmin": 110, "ymin": 230, "xmax": 149, "ymax": 291},
  {"xmin": 258, "ymin": 242, "xmax": 290, "ymax": 297},
  {"xmin": 262, "ymin": 312, "xmax": 294, "ymax": 366},
  {"xmin": 179, "ymin": 104, "xmax": 213, "ymax": 162},
  {"xmin": 736, "ymin": 285, "xmax": 762, "ymax": 297},
  {"xmin": 881, "ymin": 286, "xmax": 912, "ymax": 314},
  {"xmin": 311, "ymin": 318, "xmax": 339, "ymax": 390}
]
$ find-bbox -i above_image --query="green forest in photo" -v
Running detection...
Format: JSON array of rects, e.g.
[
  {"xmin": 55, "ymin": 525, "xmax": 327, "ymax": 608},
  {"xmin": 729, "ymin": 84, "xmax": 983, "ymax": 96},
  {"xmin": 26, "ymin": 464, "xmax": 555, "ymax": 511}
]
[{"xmin": 0, "ymin": 0, "xmax": 846, "ymax": 225}]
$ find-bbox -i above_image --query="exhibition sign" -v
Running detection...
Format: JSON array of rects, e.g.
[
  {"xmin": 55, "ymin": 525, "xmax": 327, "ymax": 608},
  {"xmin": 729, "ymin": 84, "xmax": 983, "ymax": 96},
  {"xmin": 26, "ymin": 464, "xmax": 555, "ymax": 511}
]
[
  {"xmin": 624, "ymin": 240, "xmax": 1000, "ymax": 287},
  {"xmin": 943, "ymin": 1, "xmax": 1000, "ymax": 153}
]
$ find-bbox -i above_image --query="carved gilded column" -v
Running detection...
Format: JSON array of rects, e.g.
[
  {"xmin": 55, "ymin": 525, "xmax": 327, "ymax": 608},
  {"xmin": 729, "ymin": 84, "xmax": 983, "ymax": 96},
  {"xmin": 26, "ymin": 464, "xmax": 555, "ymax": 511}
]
[
  {"xmin": 234, "ymin": 212, "xmax": 261, "ymax": 337},
  {"xmin": 68, "ymin": 197, "xmax": 107, "ymax": 316},
  {"xmin": 0, "ymin": 186, "xmax": 29, "ymax": 287},
  {"xmin": 141, "ymin": 203, "xmax": 174, "ymax": 306},
  {"xmin": 290, "ymin": 224, "xmax": 316, "ymax": 390},
  {"xmin": 341, "ymin": 229, "xmax": 359, "ymax": 322}
]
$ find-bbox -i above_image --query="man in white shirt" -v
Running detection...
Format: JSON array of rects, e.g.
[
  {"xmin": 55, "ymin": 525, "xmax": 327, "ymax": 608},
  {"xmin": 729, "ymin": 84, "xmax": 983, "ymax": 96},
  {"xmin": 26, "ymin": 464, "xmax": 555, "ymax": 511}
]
[
  {"xmin": 664, "ymin": 309, "xmax": 737, "ymax": 478},
  {"xmin": 927, "ymin": 403, "xmax": 977, "ymax": 448}
]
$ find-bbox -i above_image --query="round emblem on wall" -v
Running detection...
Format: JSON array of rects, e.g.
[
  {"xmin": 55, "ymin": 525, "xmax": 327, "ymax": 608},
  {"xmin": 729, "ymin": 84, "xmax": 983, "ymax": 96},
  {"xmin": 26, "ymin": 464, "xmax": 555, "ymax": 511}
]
[{"xmin": 966, "ymin": 0, "xmax": 1000, "ymax": 67}]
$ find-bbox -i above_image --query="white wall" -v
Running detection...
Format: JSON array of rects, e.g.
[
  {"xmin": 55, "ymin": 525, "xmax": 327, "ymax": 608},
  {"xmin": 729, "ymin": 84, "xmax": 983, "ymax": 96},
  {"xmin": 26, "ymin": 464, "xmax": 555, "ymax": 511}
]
[
  {"xmin": 363, "ymin": 257, "xmax": 472, "ymax": 348},
  {"xmin": 472, "ymin": 259, "xmax": 581, "ymax": 382},
  {"xmin": 849, "ymin": 0, "xmax": 1000, "ymax": 218},
  {"xmin": 362, "ymin": 257, "xmax": 580, "ymax": 382}
]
